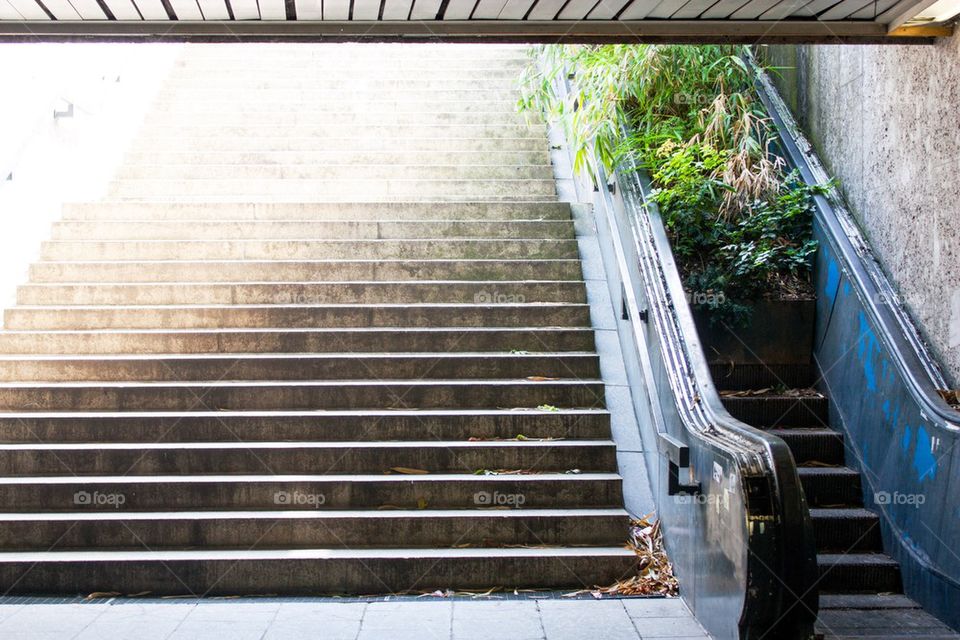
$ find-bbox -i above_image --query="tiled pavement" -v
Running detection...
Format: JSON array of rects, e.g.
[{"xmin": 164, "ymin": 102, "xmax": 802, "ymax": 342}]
[{"xmin": 0, "ymin": 596, "xmax": 710, "ymax": 639}]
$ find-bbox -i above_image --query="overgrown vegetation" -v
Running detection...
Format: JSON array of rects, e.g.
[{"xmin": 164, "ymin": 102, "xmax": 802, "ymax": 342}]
[{"xmin": 519, "ymin": 45, "xmax": 827, "ymax": 323}]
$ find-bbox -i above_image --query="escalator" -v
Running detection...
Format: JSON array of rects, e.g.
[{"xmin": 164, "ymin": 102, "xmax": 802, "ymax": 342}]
[{"xmin": 551, "ymin": 55, "xmax": 960, "ymax": 640}]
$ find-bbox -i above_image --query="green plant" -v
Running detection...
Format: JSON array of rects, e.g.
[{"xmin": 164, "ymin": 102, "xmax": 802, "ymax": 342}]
[{"xmin": 519, "ymin": 45, "xmax": 825, "ymax": 323}]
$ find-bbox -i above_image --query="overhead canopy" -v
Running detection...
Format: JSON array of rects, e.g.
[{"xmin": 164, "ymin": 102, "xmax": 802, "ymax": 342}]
[{"xmin": 0, "ymin": 0, "xmax": 951, "ymax": 42}]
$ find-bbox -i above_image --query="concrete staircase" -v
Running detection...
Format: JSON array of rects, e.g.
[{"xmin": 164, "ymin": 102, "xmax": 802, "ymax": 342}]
[{"xmin": 0, "ymin": 44, "xmax": 636, "ymax": 595}]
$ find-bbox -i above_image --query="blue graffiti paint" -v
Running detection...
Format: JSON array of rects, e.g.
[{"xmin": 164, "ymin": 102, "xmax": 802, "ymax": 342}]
[
  {"xmin": 843, "ymin": 282, "xmax": 851, "ymax": 297},
  {"xmin": 901, "ymin": 424, "xmax": 912, "ymax": 452},
  {"xmin": 825, "ymin": 260, "xmax": 840, "ymax": 304},
  {"xmin": 857, "ymin": 312, "xmax": 880, "ymax": 392},
  {"xmin": 914, "ymin": 426, "xmax": 938, "ymax": 482}
]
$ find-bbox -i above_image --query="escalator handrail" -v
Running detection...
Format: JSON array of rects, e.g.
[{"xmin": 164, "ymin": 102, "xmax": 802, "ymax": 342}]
[{"xmin": 751, "ymin": 56, "xmax": 960, "ymax": 432}]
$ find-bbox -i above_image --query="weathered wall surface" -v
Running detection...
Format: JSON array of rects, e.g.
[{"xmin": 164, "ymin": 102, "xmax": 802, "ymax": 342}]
[{"xmin": 762, "ymin": 35, "xmax": 960, "ymax": 387}]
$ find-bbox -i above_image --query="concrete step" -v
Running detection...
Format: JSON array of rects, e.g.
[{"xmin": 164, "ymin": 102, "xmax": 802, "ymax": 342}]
[
  {"xmin": 115, "ymin": 164, "xmax": 555, "ymax": 181},
  {"xmin": 149, "ymin": 102, "xmax": 524, "ymax": 117},
  {"xmin": 0, "ymin": 408, "xmax": 611, "ymax": 442},
  {"xmin": 810, "ymin": 508, "xmax": 884, "ymax": 553},
  {"xmin": 164, "ymin": 68, "xmax": 524, "ymax": 79},
  {"xmin": 0, "ymin": 473, "xmax": 623, "ymax": 511},
  {"xmin": 0, "ymin": 327, "xmax": 596, "ymax": 355},
  {"xmin": 157, "ymin": 78, "xmax": 520, "ymax": 90},
  {"xmin": 142, "ymin": 111, "xmax": 534, "ymax": 127},
  {"xmin": 0, "ymin": 352, "xmax": 600, "ymax": 382},
  {"xmin": 150, "ymin": 98, "xmax": 523, "ymax": 112},
  {"xmin": 0, "ymin": 379, "xmax": 605, "ymax": 411},
  {"xmin": 0, "ymin": 508, "xmax": 631, "ymax": 550},
  {"xmin": 49, "ymin": 219, "xmax": 574, "ymax": 241},
  {"xmin": 106, "ymin": 178, "xmax": 558, "ymax": 200},
  {"xmin": 136, "ymin": 124, "xmax": 543, "ymax": 139},
  {"xmin": 817, "ymin": 553, "xmax": 902, "ymax": 594},
  {"xmin": 17, "ymin": 281, "xmax": 585, "ymax": 306},
  {"xmin": 118, "ymin": 150, "xmax": 553, "ymax": 168},
  {"xmin": 3, "ymin": 303, "xmax": 591, "ymax": 330},
  {"xmin": 59, "ymin": 201, "xmax": 570, "ymax": 221},
  {"xmin": 0, "ymin": 546, "xmax": 635, "ymax": 595},
  {"xmin": 29, "ymin": 259, "xmax": 583, "ymax": 283},
  {"xmin": 40, "ymin": 239, "xmax": 580, "ymax": 261},
  {"xmin": 126, "ymin": 136, "xmax": 548, "ymax": 153},
  {"xmin": 0, "ymin": 439, "xmax": 617, "ymax": 476},
  {"xmin": 171, "ymin": 60, "xmax": 528, "ymax": 71},
  {"xmin": 152, "ymin": 89, "xmax": 522, "ymax": 102},
  {"xmin": 168, "ymin": 66, "xmax": 525, "ymax": 77}
]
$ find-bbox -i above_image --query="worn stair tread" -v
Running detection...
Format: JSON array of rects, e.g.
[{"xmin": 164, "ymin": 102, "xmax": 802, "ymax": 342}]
[
  {"xmin": 0, "ymin": 472, "xmax": 622, "ymax": 484},
  {"xmin": 0, "ymin": 439, "xmax": 616, "ymax": 451},
  {"xmin": 9, "ymin": 302, "xmax": 588, "ymax": 309},
  {"xmin": 0, "ymin": 507, "xmax": 630, "ymax": 521},
  {"xmin": 0, "ymin": 407, "xmax": 609, "ymax": 419},
  {"xmin": 0, "ymin": 378, "xmax": 603, "ymax": 389},
  {"xmin": 0, "ymin": 351, "xmax": 597, "ymax": 361},
  {"xmin": 0, "ymin": 547, "xmax": 636, "ymax": 562},
  {"xmin": 0, "ymin": 326, "xmax": 590, "ymax": 335}
]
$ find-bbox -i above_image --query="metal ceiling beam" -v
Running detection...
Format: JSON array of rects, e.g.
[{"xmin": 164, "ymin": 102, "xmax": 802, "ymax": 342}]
[{"xmin": 0, "ymin": 18, "xmax": 949, "ymax": 42}]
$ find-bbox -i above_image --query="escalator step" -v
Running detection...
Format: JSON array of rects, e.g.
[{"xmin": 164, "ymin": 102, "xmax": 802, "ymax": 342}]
[
  {"xmin": 710, "ymin": 363, "xmax": 815, "ymax": 390},
  {"xmin": 799, "ymin": 467, "xmax": 862, "ymax": 507},
  {"xmin": 810, "ymin": 508, "xmax": 884, "ymax": 552},
  {"xmin": 769, "ymin": 428, "xmax": 844, "ymax": 465},
  {"xmin": 818, "ymin": 553, "xmax": 902, "ymax": 594},
  {"xmin": 722, "ymin": 395, "xmax": 829, "ymax": 427}
]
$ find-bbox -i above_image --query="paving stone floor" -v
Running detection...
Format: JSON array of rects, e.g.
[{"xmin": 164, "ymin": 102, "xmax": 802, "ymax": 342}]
[{"xmin": 0, "ymin": 595, "xmax": 710, "ymax": 639}]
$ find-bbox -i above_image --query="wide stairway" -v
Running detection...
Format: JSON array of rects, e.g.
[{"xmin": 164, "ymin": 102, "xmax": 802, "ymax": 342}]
[{"xmin": 0, "ymin": 44, "xmax": 636, "ymax": 594}]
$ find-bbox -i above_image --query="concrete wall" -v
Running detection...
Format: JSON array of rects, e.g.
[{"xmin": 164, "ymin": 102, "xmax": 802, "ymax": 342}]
[{"xmin": 761, "ymin": 33, "xmax": 960, "ymax": 387}]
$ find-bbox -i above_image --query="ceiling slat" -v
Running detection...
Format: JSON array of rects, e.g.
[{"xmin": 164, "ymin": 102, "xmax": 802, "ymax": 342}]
[
  {"xmin": 671, "ymin": 0, "xmax": 721, "ymax": 18},
  {"xmin": 442, "ymin": 0, "xmax": 475, "ymax": 17},
  {"xmin": 731, "ymin": 0, "xmax": 784, "ymax": 18},
  {"xmin": 169, "ymin": 0, "xmax": 203, "ymax": 18},
  {"xmin": 875, "ymin": 0, "xmax": 929, "ymax": 24},
  {"xmin": 351, "ymin": 0, "xmax": 380, "ymax": 18},
  {"xmin": 229, "ymin": 0, "xmax": 260, "ymax": 18},
  {"xmin": 322, "ymin": 0, "xmax": 348, "ymax": 18},
  {"xmin": 850, "ymin": 0, "xmax": 897, "ymax": 17},
  {"xmin": 293, "ymin": 0, "xmax": 322, "ymax": 17},
  {"xmin": 0, "ymin": 0, "xmax": 24, "ymax": 17},
  {"xmin": 647, "ymin": 0, "xmax": 683, "ymax": 18},
  {"xmin": 792, "ymin": 0, "xmax": 842, "ymax": 16},
  {"xmin": 197, "ymin": 0, "xmax": 229, "ymax": 18},
  {"xmin": 102, "ymin": 0, "xmax": 143, "ymax": 18},
  {"xmin": 381, "ymin": 0, "xmax": 411, "ymax": 18},
  {"xmin": 7, "ymin": 0, "xmax": 49, "ymax": 15},
  {"xmin": 820, "ymin": 0, "xmax": 875, "ymax": 19},
  {"xmin": 700, "ymin": 0, "xmax": 752, "ymax": 17},
  {"xmin": 587, "ymin": 0, "xmax": 632, "ymax": 18},
  {"xmin": 496, "ymin": 0, "xmax": 534, "ymax": 16},
  {"xmin": 257, "ymin": 0, "xmax": 285, "ymax": 18},
  {"xmin": 617, "ymin": 0, "xmax": 664, "ymax": 19},
  {"xmin": 67, "ymin": 0, "xmax": 108, "ymax": 18},
  {"xmin": 472, "ymin": 0, "xmax": 508, "ymax": 17},
  {"xmin": 760, "ymin": 0, "xmax": 815, "ymax": 18},
  {"xmin": 558, "ymin": 0, "xmax": 599, "ymax": 19},
  {"xmin": 131, "ymin": 0, "xmax": 168, "ymax": 18},
  {"xmin": 41, "ymin": 0, "xmax": 82, "ymax": 18},
  {"xmin": 409, "ymin": 0, "xmax": 441, "ymax": 19}
]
